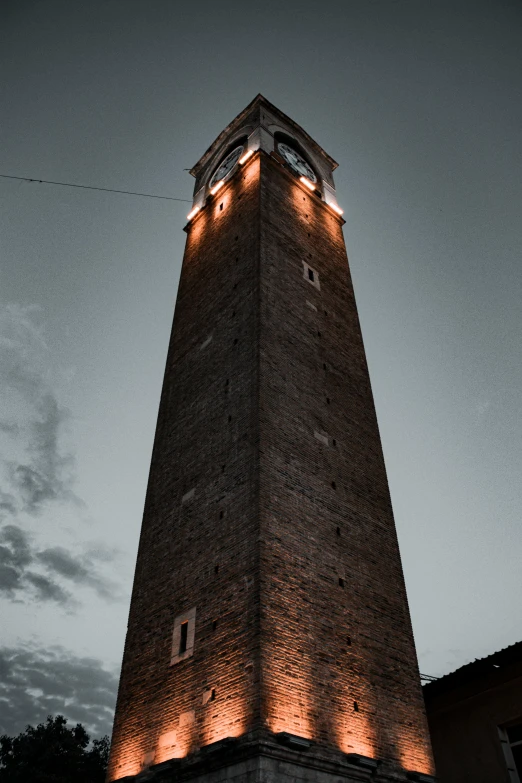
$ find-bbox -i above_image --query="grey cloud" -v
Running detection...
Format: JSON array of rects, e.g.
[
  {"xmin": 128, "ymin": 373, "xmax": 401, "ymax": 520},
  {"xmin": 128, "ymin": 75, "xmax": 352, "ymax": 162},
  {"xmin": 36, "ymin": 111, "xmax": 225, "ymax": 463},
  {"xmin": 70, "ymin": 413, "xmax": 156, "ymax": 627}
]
[
  {"xmin": 0, "ymin": 525, "xmax": 33, "ymax": 594},
  {"xmin": 0, "ymin": 644, "xmax": 118, "ymax": 737},
  {"xmin": 0, "ymin": 525, "xmax": 117, "ymax": 606},
  {"xmin": 24, "ymin": 572, "xmax": 72, "ymax": 605},
  {"xmin": 0, "ymin": 564, "xmax": 21, "ymax": 592},
  {"xmin": 0, "ymin": 525, "xmax": 32, "ymax": 567},
  {"xmin": 0, "ymin": 489, "xmax": 17, "ymax": 515},
  {"xmin": 37, "ymin": 546, "xmax": 119, "ymax": 600},
  {"xmin": 7, "ymin": 394, "xmax": 78, "ymax": 514},
  {"xmin": 0, "ymin": 304, "xmax": 80, "ymax": 515},
  {"xmin": 0, "ymin": 315, "xmax": 51, "ymax": 423},
  {"xmin": 0, "ymin": 525, "xmax": 71, "ymax": 605},
  {"xmin": 0, "ymin": 306, "xmax": 121, "ymax": 606},
  {"xmin": 0, "ymin": 422, "xmax": 20, "ymax": 435},
  {"xmin": 10, "ymin": 464, "xmax": 60, "ymax": 510},
  {"xmin": 37, "ymin": 546, "xmax": 93, "ymax": 581}
]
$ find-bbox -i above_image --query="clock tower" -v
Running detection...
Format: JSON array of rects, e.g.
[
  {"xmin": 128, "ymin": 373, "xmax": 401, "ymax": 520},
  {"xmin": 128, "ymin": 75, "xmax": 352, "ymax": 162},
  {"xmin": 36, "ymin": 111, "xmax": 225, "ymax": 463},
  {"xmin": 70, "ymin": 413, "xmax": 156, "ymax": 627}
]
[{"xmin": 107, "ymin": 95, "xmax": 435, "ymax": 783}]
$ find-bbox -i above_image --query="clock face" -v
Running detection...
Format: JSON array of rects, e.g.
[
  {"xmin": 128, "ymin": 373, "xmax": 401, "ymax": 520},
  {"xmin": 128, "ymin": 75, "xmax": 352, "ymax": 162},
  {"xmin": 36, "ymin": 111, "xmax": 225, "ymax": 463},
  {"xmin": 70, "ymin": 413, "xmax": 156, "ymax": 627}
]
[
  {"xmin": 277, "ymin": 142, "xmax": 317, "ymax": 183},
  {"xmin": 209, "ymin": 145, "xmax": 244, "ymax": 187}
]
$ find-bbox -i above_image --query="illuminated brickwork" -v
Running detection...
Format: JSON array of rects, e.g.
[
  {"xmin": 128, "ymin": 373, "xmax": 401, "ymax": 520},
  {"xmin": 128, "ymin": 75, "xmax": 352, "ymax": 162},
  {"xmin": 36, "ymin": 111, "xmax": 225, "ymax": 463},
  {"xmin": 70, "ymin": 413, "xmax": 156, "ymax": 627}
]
[
  {"xmin": 107, "ymin": 96, "xmax": 435, "ymax": 783},
  {"xmin": 258, "ymin": 153, "xmax": 433, "ymax": 773}
]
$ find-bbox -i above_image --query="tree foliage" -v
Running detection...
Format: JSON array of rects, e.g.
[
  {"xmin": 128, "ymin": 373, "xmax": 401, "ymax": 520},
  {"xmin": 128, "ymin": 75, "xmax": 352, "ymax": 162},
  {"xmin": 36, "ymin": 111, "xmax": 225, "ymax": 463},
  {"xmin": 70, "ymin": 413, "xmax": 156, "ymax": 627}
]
[{"xmin": 0, "ymin": 715, "xmax": 110, "ymax": 783}]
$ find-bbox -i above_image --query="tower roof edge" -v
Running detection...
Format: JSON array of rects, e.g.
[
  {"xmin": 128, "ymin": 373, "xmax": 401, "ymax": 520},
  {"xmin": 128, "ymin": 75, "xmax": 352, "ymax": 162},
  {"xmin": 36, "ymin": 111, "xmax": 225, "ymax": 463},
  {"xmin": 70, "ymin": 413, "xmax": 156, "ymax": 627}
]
[{"xmin": 189, "ymin": 94, "xmax": 338, "ymax": 178}]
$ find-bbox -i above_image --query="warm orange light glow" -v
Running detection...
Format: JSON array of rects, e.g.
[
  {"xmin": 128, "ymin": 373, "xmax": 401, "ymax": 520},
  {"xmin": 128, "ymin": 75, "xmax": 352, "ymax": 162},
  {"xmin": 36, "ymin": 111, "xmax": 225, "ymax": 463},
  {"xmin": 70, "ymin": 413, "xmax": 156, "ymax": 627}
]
[
  {"xmin": 239, "ymin": 149, "xmax": 254, "ymax": 164},
  {"xmin": 210, "ymin": 180, "xmax": 224, "ymax": 195},
  {"xmin": 199, "ymin": 651, "xmax": 250, "ymax": 748},
  {"xmin": 394, "ymin": 728, "xmax": 435, "ymax": 776},
  {"xmin": 335, "ymin": 712, "xmax": 377, "ymax": 759},
  {"xmin": 264, "ymin": 610, "xmax": 314, "ymax": 740},
  {"xmin": 299, "ymin": 176, "xmax": 315, "ymax": 191},
  {"xmin": 187, "ymin": 206, "xmax": 200, "ymax": 220},
  {"xmin": 329, "ymin": 202, "xmax": 343, "ymax": 215},
  {"xmin": 107, "ymin": 736, "xmax": 144, "ymax": 780},
  {"xmin": 154, "ymin": 728, "xmax": 189, "ymax": 764},
  {"xmin": 266, "ymin": 699, "xmax": 313, "ymax": 740},
  {"xmin": 332, "ymin": 664, "xmax": 434, "ymax": 776}
]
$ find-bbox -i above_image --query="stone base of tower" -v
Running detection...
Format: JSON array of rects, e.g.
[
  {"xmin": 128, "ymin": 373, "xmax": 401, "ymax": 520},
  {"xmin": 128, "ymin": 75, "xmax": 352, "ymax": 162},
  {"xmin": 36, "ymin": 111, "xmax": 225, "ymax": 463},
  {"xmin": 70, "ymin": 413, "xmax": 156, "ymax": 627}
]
[{"xmin": 118, "ymin": 732, "xmax": 436, "ymax": 783}]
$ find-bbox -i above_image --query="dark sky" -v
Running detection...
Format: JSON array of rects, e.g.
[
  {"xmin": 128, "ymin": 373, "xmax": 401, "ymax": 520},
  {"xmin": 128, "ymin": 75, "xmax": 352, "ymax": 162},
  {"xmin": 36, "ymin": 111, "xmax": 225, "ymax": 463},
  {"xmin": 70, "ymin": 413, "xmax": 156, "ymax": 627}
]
[{"xmin": 1, "ymin": 0, "xmax": 521, "ymax": 739}]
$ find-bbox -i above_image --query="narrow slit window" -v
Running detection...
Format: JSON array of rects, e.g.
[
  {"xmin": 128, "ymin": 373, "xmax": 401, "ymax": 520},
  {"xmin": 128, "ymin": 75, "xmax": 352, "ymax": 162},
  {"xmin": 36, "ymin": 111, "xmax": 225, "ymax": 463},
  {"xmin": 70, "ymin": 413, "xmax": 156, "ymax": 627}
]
[
  {"xmin": 308, "ymin": 268, "xmax": 314, "ymax": 282},
  {"xmin": 179, "ymin": 621, "xmax": 188, "ymax": 654},
  {"xmin": 171, "ymin": 607, "xmax": 196, "ymax": 665}
]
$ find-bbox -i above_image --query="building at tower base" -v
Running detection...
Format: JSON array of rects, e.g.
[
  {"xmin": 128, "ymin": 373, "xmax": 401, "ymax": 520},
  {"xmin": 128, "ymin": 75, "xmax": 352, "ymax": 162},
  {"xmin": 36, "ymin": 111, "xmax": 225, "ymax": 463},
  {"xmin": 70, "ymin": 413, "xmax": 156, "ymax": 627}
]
[{"xmin": 107, "ymin": 95, "xmax": 436, "ymax": 783}]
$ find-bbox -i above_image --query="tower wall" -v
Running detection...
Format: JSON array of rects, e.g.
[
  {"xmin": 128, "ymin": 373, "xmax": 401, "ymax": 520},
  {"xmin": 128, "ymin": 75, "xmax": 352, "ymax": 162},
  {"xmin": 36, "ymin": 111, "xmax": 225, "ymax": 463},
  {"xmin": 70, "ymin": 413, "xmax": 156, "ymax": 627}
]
[
  {"xmin": 257, "ymin": 153, "xmax": 432, "ymax": 771},
  {"xmin": 107, "ymin": 157, "xmax": 263, "ymax": 781},
  {"xmin": 107, "ymin": 95, "xmax": 435, "ymax": 783}
]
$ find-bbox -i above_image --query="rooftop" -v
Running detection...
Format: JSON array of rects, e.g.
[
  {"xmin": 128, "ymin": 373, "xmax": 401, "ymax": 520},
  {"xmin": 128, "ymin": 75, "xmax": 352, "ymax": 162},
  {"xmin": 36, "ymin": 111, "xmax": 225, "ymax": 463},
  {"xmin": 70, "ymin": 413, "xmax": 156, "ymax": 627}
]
[{"xmin": 423, "ymin": 640, "xmax": 522, "ymax": 702}]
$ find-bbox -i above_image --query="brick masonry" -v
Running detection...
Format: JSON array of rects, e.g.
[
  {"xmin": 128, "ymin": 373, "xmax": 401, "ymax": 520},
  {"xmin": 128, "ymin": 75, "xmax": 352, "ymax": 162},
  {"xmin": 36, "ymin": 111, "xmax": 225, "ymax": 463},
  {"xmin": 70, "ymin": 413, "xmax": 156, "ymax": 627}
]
[
  {"xmin": 257, "ymin": 151, "xmax": 433, "ymax": 773},
  {"xmin": 107, "ymin": 96, "xmax": 434, "ymax": 783}
]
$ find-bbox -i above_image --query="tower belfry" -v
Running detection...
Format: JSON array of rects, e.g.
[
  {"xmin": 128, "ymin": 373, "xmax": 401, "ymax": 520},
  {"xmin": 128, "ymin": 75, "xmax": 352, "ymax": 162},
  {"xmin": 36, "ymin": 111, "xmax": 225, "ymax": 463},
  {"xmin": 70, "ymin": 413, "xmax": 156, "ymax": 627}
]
[{"xmin": 107, "ymin": 95, "xmax": 435, "ymax": 783}]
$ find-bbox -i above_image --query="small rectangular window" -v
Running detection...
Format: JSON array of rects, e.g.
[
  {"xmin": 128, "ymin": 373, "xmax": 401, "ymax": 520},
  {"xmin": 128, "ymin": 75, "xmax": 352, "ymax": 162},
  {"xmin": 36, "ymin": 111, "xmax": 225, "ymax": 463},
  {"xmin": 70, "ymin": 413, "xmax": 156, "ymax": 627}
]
[
  {"xmin": 302, "ymin": 261, "xmax": 320, "ymax": 290},
  {"xmin": 171, "ymin": 607, "xmax": 196, "ymax": 665},
  {"xmin": 179, "ymin": 621, "xmax": 188, "ymax": 654}
]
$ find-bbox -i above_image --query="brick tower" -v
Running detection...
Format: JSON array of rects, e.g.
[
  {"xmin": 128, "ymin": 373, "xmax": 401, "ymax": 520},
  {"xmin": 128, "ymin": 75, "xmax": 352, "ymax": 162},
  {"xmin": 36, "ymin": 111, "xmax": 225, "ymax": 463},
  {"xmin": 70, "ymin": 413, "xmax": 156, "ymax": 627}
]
[{"xmin": 107, "ymin": 95, "xmax": 435, "ymax": 783}]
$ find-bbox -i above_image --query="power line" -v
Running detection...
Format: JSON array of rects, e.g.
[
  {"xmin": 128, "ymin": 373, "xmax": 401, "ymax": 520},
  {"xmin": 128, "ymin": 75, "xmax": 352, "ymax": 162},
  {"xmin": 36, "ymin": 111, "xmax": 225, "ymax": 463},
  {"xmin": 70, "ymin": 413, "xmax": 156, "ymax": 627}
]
[{"xmin": 0, "ymin": 173, "xmax": 192, "ymax": 203}]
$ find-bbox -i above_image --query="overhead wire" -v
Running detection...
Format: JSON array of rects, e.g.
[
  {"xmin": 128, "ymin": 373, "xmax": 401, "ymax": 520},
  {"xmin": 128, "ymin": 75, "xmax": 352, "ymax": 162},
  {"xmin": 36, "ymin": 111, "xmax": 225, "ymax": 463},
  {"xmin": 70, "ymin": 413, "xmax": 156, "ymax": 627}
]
[{"xmin": 0, "ymin": 173, "xmax": 192, "ymax": 202}]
